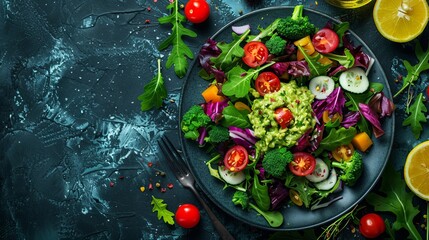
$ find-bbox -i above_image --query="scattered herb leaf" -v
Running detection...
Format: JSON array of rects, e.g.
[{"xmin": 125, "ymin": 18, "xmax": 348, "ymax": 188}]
[
  {"xmin": 138, "ymin": 59, "xmax": 167, "ymax": 111},
  {"xmin": 402, "ymin": 93, "xmax": 427, "ymax": 139},
  {"xmin": 158, "ymin": 0, "xmax": 197, "ymax": 78},
  {"xmin": 365, "ymin": 164, "xmax": 422, "ymax": 240},
  {"xmin": 151, "ymin": 195, "xmax": 175, "ymax": 225}
]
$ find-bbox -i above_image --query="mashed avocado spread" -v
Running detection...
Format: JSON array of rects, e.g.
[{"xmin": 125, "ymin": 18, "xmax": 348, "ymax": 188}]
[{"xmin": 249, "ymin": 81, "xmax": 316, "ymax": 152}]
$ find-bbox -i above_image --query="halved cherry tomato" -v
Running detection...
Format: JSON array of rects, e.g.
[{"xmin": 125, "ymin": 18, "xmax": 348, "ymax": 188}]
[
  {"xmin": 184, "ymin": 0, "xmax": 210, "ymax": 24},
  {"xmin": 255, "ymin": 72, "xmax": 281, "ymax": 96},
  {"xmin": 359, "ymin": 213, "xmax": 385, "ymax": 238},
  {"xmin": 312, "ymin": 28, "xmax": 339, "ymax": 54},
  {"xmin": 331, "ymin": 143, "xmax": 355, "ymax": 161},
  {"xmin": 289, "ymin": 152, "xmax": 316, "ymax": 176},
  {"xmin": 223, "ymin": 145, "xmax": 248, "ymax": 172},
  {"xmin": 175, "ymin": 203, "xmax": 201, "ymax": 228},
  {"xmin": 289, "ymin": 189, "xmax": 303, "ymax": 206},
  {"xmin": 242, "ymin": 41, "xmax": 269, "ymax": 68},
  {"xmin": 274, "ymin": 107, "xmax": 293, "ymax": 129}
]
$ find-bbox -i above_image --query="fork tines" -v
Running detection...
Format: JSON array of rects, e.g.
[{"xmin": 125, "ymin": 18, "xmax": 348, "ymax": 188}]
[{"xmin": 158, "ymin": 135, "xmax": 188, "ymax": 178}]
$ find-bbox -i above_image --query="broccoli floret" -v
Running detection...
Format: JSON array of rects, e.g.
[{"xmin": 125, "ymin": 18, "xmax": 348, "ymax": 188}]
[
  {"xmin": 276, "ymin": 5, "xmax": 316, "ymax": 40},
  {"xmin": 181, "ymin": 105, "xmax": 211, "ymax": 140},
  {"xmin": 262, "ymin": 148, "xmax": 294, "ymax": 178},
  {"xmin": 204, "ymin": 126, "xmax": 230, "ymax": 143},
  {"xmin": 232, "ymin": 190, "xmax": 249, "ymax": 210},
  {"xmin": 332, "ymin": 151, "xmax": 363, "ymax": 186},
  {"xmin": 265, "ymin": 35, "xmax": 287, "ymax": 56}
]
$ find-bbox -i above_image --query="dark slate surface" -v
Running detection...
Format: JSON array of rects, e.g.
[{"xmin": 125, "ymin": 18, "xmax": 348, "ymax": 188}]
[{"xmin": 1, "ymin": 0, "xmax": 428, "ymax": 239}]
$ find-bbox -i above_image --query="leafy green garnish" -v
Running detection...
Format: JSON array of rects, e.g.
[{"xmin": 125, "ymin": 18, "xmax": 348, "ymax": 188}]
[
  {"xmin": 297, "ymin": 45, "xmax": 331, "ymax": 77},
  {"xmin": 315, "ymin": 127, "xmax": 357, "ymax": 155},
  {"xmin": 251, "ymin": 171, "xmax": 270, "ymax": 211},
  {"xmin": 158, "ymin": 0, "xmax": 197, "ymax": 78},
  {"xmin": 366, "ymin": 165, "xmax": 422, "ymax": 240},
  {"xmin": 221, "ymin": 105, "xmax": 251, "ymax": 128},
  {"xmin": 150, "ymin": 196, "xmax": 175, "ymax": 225},
  {"xmin": 138, "ymin": 59, "xmax": 167, "ymax": 111},
  {"xmin": 394, "ymin": 41, "xmax": 429, "ymax": 98},
  {"xmin": 223, "ymin": 62, "xmax": 274, "ymax": 98},
  {"xmin": 403, "ymin": 93, "xmax": 427, "ymax": 139},
  {"xmin": 211, "ymin": 31, "xmax": 250, "ymax": 71}
]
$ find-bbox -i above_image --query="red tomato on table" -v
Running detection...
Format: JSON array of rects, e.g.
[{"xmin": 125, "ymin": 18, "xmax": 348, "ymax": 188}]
[
  {"xmin": 175, "ymin": 204, "xmax": 201, "ymax": 228},
  {"xmin": 184, "ymin": 0, "xmax": 210, "ymax": 24},
  {"xmin": 359, "ymin": 213, "xmax": 386, "ymax": 238}
]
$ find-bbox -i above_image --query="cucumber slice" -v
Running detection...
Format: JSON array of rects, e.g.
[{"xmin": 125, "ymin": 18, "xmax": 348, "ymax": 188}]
[
  {"xmin": 339, "ymin": 67, "xmax": 369, "ymax": 93},
  {"xmin": 218, "ymin": 166, "xmax": 245, "ymax": 185},
  {"xmin": 305, "ymin": 158, "xmax": 329, "ymax": 183},
  {"xmin": 309, "ymin": 76, "xmax": 335, "ymax": 100},
  {"xmin": 314, "ymin": 168, "xmax": 338, "ymax": 190}
]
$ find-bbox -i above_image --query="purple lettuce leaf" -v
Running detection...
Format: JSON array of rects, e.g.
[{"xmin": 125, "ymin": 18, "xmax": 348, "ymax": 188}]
[
  {"xmin": 271, "ymin": 60, "xmax": 310, "ymax": 78},
  {"xmin": 343, "ymin": 36, "xmax": 371, "ymax": 70},
  {"xmin": 368, "ymin": 92, "xmax": 395, "ymax": 118},
  {"xmin": 228, "ymin": 126, "xmax": 257, "ymax": 152},
  {"xmin": 269, "ymin": 180, "xmax": 289, "ymax": 210},
  {"xmin": 341, "ymin": 111, "xmax": 361, "ymax": 128},
  {"xmin": 359, "ymin": 103, "xmax": 385, "ymax": 138},
  {"xmin": 202, "ymin": 99, "xmax": 229, "ymax": 123},
  {"xmin": 197, "ymin": 127, "xmax": 208, "ymax": 146},
  {"xmin": 312, "ymin": 87, "xmax": 346, "ymax": 121},
  {"xmin": 198, "ymin": 38, "xmax": 226, "ymax": 83}
]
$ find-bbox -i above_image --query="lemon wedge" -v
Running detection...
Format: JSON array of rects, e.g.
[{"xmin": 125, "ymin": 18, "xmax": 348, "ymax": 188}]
[
  {"xmin": 373, "ymin": 0, "xmax": 429, "ymax": 43},
  {"xmin": 404, "ymin": 140, "xmax": 429, "ymax": 201}
]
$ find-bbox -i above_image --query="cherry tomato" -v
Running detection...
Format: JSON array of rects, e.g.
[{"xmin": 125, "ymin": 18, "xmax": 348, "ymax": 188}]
[
  {"xmin": 242, "ymin": 41, "xmax": 269, "ymax": 68},
  {"xmin": 223, "ymin": 145, "xmax": 249, "ymax": 172},
  {"xmin": 312, "ymin": 28, "xmax": 339, "ymax": 54},
  {"xmin": 175, "ymin": 203, "xmax": 201, "ymax": 228},
  {"xmin": 331, "ymin": 143, "xmax": 355, "ymax": 161},
  {"xmin": 184, "ymin": 0, "xmax": 210, "ymax": 24},
  {"xmin": 359, "ymin": 213, "xmax": 386, "ymax": 238},
  {"xmin": 289, "ymin": 152, "xmax": 316, "ymax": 176},
  {"xmin": 274, "ymin": 107, "xmax": 294, "ymax": 129},
  {"xmin": 255, "ymin": 72, "xmax": 281, "ymax": 96}
]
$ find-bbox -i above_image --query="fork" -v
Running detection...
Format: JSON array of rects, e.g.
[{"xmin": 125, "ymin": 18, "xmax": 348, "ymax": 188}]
[{"xmin": 158, "ymin": 135, "xmax": 235, "ymax": 240}]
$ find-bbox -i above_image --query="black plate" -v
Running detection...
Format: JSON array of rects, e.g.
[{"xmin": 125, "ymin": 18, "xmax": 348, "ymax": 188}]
[{"xmin": 179, "ymin": 6, "xmax": 394, "ymax": 230}]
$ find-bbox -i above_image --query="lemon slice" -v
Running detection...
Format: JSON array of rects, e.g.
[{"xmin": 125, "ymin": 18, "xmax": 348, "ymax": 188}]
[
  {"xmin": 404, "ymin": 140, "xmax": 429, "ymax": 201},
  {"xmin": 373, "ymin": 0, "xmax": 429, "ymax": 43}
]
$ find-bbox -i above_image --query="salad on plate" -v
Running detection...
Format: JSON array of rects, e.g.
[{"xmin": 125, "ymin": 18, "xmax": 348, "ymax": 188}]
[{"xmin": 180, "ymin": 5, "xmax": 394, "ymax": 227}]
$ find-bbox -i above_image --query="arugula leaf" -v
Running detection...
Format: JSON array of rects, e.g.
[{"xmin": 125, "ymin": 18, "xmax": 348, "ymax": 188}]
[
  {"xmin": 138, "ymin": 59, "xmax": 167, "ymax": 111},
  {"xmin": 211, "ymin": 30, "xmax": 250, "ymax": 71},
  {"xmin": 297, "ymin": 45, "xmax": 331, "ymax": 77},
  {"xmin": 365, "ymin": 165, "xmax": 422, "ymax": 240},
  {"xmin": 403, "ymin": 93, "xmax": 427, "ymax": 139},
  {"xmin": 151, "ymin": 196, "xmax": 175, "ymax": 225},
  {"xmin": 223, "ymin": 63, "xmax": 274, "ymax": 98},
  {"xmin": 315, "ymin": 127, "xmax": 357, "ymax": 155},
  {"xmin": 221, "ymin": 105, "xmax": 251, "ymax": 128},
  {"xmin": 158, "ymin": 0, "xmax": 197, "ymax": 78},
  {"xmin": 394, "ymin": 41, "xmax": 429, "ymax": 98}
]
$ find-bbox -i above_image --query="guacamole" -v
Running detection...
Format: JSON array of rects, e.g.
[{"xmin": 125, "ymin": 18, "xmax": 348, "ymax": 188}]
[{"xmin": 249, "ymin": 81, "xmax": 316, "ymax": 152}]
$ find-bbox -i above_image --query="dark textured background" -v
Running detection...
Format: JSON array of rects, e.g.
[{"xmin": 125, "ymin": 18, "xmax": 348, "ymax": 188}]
[{"xmin": 1, "ymin": 0, "xmax": 428, "ymax": 239}]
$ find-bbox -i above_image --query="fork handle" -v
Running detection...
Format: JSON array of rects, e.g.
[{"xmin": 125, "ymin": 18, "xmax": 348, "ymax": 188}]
[{"xmin": 188, "ymin": 185, "xmax": 235, "ymax": 240}]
